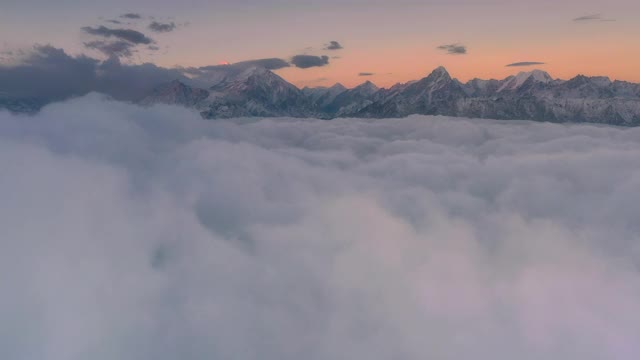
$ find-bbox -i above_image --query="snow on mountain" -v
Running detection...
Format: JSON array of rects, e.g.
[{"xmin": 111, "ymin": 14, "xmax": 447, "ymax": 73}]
[
  {"xmin": 140, "ymin": 80, "xmax": 209, "ymax": 107},
  {"xmin": 323, "ymin": 81, "xmax": 380, "ymax": 116},
  {"xmin": 304, "ymin": 83, "xmax": 347, "ymax": 108},
  {"xmin": 139, "ymin": 66, "xmax": 640, "ymax": 125},
  {"xmin": 497, "ymin": 69, "xmax": 554, "ymax": 92}
]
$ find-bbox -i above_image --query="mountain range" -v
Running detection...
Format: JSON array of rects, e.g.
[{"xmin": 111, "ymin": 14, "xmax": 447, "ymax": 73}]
[
  {"xmin": 141, "ymin": 66, "xmax": 640, "ymax": 125},
  {"xmin": 4, "ymin": 65, "xmax": 640, "ymax": 125}
]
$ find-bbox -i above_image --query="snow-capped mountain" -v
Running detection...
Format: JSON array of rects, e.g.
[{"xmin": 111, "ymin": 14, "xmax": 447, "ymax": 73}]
[
  {"xmin": 303, "ymin": 83, "xmax": 347, "ymax": 108},
  {"xmin": 357, "ymin": 67, "xmax": 469, "ymax": 118},
  {"xmin": 144, "ymin": 66, "xmax": 315, "ymax": 118},
  {"xmin": 140, "ymin": 66, "xmax": 640, "ymax": 125},
  {"xmin": 497, "ymin": 69, "xmax": 554, "ymax": 92},
  {"xmin": 324, "ymin": 80, "xmax": 379, "ymax": 116},
  {"xmin": 140, "ymin": 80, "xmax": 209, "ymax": 107}
]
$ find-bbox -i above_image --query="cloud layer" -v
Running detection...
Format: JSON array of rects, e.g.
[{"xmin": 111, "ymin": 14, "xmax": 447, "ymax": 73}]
[{"xmin": 2, "ymin": 96, "xmax": 640, "ymax": 359}]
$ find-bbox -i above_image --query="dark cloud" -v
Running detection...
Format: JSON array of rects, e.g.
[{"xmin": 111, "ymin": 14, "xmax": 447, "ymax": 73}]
[
  {"xmin": 148, "ymin": 45, "xmax": 160, "ymax": 51},
  {"xmin": 105, "ymin": 19, "xmax": 122, "ymax": 24},
  {"xmin": 199, "ymin": 58, "xmax": 290, "ymax": 72},
  {"xmin": 325, "ymin": 41, "xmax": 343, "ymax": 50},
  {"xmin": 149, "ymin": 21, "xmax": 176, "ymax": 33},
  {"xmin": 437, "ymin": 44, "xmax": 467, "ymax": 55},
  {"xmin": 291, "ymin": 55, "xmax": 330, "ymax": 69},
  {"xmin": 506, "ymin": 61, "xmax": 546, "ymax": 67},
  {"xmin": 358, "ymin": 72, "xmax": 374, "ymax": 76},
  {"xmin": 84, "ymin": 40, "xmax": 136, "ymax": 58},
  {"xmin": 120, "ymin": 13, "xmax": 142, "ymax": 19},
  {"xmin": 0, "ymin": 45, "xmax": 187, "ymax": 108},
  {"xmin": 573, "ymin": 14, "xmax": 616, "ymax": 22},
  {"xmin": 188, "ymin": 58, "xmax": 291, "ymax": 86},
  {"xmin": 82, "ymin": 26, "xmax": 154, "ymax": 45}
]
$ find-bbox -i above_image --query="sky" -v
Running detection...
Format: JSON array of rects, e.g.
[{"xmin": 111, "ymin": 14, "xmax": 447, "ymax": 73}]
[{"xmin": 1, "ymin": 0, "xmax": 639, "ymax": 88}]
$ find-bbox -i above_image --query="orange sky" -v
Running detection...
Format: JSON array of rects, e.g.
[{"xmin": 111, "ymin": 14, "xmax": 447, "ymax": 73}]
[{"xmin": 2, "ymin": 0, "xmax": 639, "ymax": 88}]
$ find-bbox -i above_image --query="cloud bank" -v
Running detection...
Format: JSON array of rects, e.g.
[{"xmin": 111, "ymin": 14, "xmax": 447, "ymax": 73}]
[
  {"xmin": 0, "ymin": 46, "xmax": 187, "ymax": 105},
  {"xmin": 1, "ymin": 96, "xmax": 640, "ymax": 359}
]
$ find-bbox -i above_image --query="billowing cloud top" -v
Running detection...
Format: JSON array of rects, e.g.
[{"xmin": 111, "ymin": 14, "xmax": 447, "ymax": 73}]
[
  {"xmin": 0, "ymin": 46, "xmax": 186, "ymax": 104},
  {"xmin": 2, "ymin": 96, "xmax": 640, "ymax": 359}
]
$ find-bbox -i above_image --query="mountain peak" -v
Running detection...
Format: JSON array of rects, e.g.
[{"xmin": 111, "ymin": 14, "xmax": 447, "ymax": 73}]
[
  {"xmin": 426, "ymin": 66, "xmax": 452, "ymax": 82},
  {"xmin": 498, "ymin": 69, "xmax": 553, "ymax": 92},
  {"xmin": 355, "ymin": 80, "xmax": 379, "ymax": 92},
  {"xmin": 330, "ymin": 83, "xmax": 347, "ymax": 92}
]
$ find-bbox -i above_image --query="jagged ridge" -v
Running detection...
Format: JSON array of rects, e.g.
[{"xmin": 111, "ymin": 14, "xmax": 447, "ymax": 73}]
[{"xmin": 142, "ymin": 67, "xmax": 640, "ymax": 125}]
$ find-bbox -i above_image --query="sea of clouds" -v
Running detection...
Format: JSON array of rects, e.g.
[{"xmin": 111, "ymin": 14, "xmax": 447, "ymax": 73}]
[{"xmin": 2, "ymin": 94, "xmax": 640, "ymax": 360}]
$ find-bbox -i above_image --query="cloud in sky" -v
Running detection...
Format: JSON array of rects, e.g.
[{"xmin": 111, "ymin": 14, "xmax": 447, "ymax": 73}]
[
  {"xmin": 291, "ymin": 55, "xmax": 330, "ymax": 68},
  {"xmin": 325, "ymin": 41, "xmax": 343, "ymax": 50},
  {"xmin": 0, "ymin": 46, "xmax": 324, "ymax": 108},
  {"xmin": 82, "ymin": 26, "xmax": 154, "ymax": 45},
  {"xmin": 84, "ymin": 40, "xmax": 136, "ymax": 58},
  {"xmin": 2, "ymin": 98, "xmax": 640, "ymax": 359},
  {"xmin": 149, "ymin": 21, "xmax": 176, "ymax": 33},
  {"xmin": 437, "ymin": 43, "xmax": 467, "ymax": 55},
  {"xmin": 506, "ymin": 61, "xmax": 546, "ymax": 67},
  {"xmin": 573, "ymin": 14, "xmax": 616, "ymax": 22},
  {"xmin": 195, "ymin": 58, "xmax": 291, "ymax": 73},
  {"xmin": 359, "ymin": 72, "xmax": 374, "ymax": 76},
  {"xmin": 0, "ymin": 46, "xmax": 187, "ymax": 105},
  {"xmin": 120, "ymin": 13, "xmax": 142, "ymax": 19}
]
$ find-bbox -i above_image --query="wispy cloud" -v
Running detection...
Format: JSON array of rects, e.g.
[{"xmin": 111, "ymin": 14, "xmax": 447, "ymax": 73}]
[
  {"xmin": 358, "ymin": 72, "xmax": 374, "ymax": 76},
  {"xmin": 437, "ymin": 43, "xmax": 467, "ymax": 55},
  {"xmin": 82, "ymin": 26, "xmax": 154, "ymax": 45},
  {"xmin": 506, "ymin": 61, "xmax": 546, "ymax": 67},
  {"xmin": 573, "ymin": 14, "xmax": 616, "ymax": 22},
  {"xmin": 120, "ymin": 13, "xmax": 142, "ymax": 19},
  {"xmin": 324, "ymin": 41, "xmax": 343, "ymax": 50}
]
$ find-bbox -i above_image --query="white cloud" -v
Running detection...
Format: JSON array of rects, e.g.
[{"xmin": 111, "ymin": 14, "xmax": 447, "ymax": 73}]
[{"xmin": 2, "ymin": 95, "xmax": 640, "ymax": 359}]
